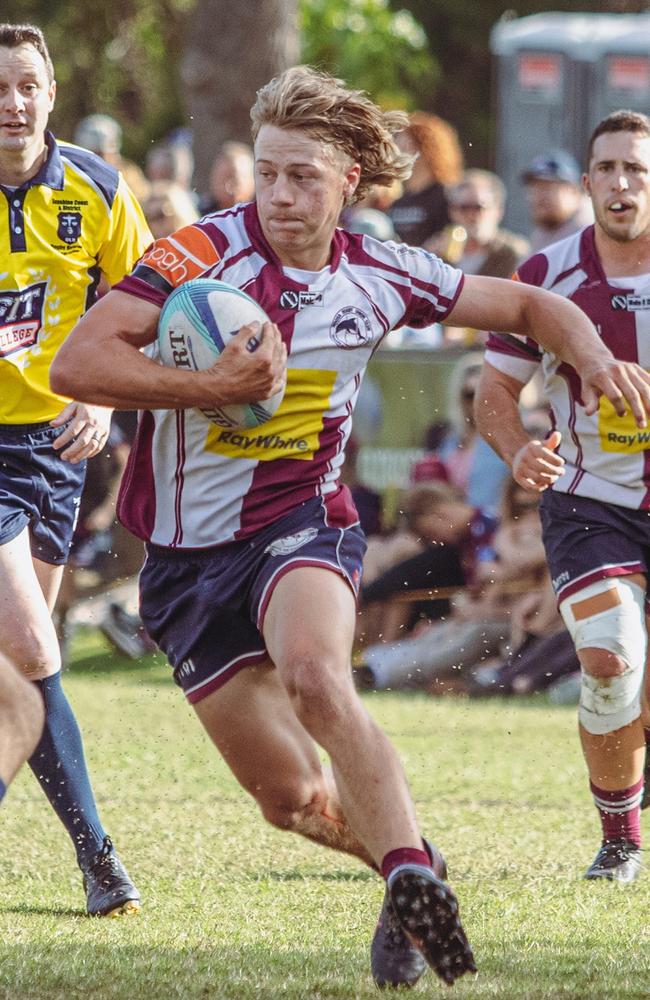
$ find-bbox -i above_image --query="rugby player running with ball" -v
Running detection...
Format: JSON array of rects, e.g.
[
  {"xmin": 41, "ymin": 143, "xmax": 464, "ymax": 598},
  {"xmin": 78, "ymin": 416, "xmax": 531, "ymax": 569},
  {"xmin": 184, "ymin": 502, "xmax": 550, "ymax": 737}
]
[{"xmin": 52, "ymin": 71, "xmax": 650, "ymax": 986}]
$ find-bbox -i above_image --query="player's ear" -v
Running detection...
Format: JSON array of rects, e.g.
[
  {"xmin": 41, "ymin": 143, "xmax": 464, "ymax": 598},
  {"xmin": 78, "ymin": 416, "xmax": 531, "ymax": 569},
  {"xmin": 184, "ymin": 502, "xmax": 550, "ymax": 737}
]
[
  {"xmin": 48, "ymin": 79, "xmax": 56, "ymax": 113},
  {"xmin": 582, "ymin": 171, "xmax": 590, "ymax": 196},
  {"xmin": 343, "ymin": 163, "xmax": 361, "ymax": 204}
]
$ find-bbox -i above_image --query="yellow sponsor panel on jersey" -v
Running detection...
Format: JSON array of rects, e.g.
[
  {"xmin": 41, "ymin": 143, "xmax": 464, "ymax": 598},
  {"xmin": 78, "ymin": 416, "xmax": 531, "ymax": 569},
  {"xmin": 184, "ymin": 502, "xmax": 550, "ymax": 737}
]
[
  {"xmin": 599, "ymin": 395, "xmax": 650, "ymax": 453},
  {"xmin": 204, "ymin": 368, "xmax": 337, "ymax": 460}
]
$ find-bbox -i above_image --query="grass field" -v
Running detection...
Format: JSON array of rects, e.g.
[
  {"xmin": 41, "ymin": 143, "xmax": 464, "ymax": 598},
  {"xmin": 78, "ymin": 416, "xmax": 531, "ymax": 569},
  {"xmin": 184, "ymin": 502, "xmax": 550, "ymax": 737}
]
[{"xmin": 1, "ymin": 629, "xmax": 649, "ymax": 1000}]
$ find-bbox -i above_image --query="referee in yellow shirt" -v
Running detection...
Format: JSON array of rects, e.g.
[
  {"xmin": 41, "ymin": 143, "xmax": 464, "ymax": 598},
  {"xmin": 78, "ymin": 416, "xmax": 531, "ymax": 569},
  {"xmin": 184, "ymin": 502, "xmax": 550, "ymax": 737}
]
[{"xmin": 0, "ymin": 22, "xmax": 151, "ymax": 916}]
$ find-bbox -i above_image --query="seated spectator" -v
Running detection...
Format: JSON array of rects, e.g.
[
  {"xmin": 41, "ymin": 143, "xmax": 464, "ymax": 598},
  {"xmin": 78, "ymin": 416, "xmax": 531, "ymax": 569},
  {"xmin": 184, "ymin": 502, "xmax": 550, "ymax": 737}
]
[
  {"xmin": 142, "ymin": 181, "xmax": 199, "ymax": 239},
  {"xmin": 429, "ymin": 169, "xmax": 529, "ymax": 278},
  {"xmin": 521, "ymin": 150, "xmax": 593, "ymax": 252},
  {"xmin": 358, "ymin": 480, "xmax": 497, "ymax": 646},
  {"xmin": 466, "ymin": 578, "xmax": 578, "ymax": 698},
  {"xmin": 388, "ymin": 112, "xmax": 463, "ymax": 246},
  {"xmin": 198, "ymin": 141, "xmax": 255, "ymax": 215},
  {"xmin": 355, "ymin": 478, "xmax": 545, "ymax": 691},
  {"xmin": 73, "ymin": 113, "xmax": 149, "ymax": 202},
  {"xmin": 361, "ymin": 479, "xmax": 451, "ymax": 591}
]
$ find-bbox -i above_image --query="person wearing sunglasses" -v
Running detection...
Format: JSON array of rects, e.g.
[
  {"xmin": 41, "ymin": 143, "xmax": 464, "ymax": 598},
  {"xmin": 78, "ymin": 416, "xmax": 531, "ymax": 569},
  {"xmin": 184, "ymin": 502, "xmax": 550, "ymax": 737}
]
[{"xmin": 431, "ymin": 168, "xmax": 529, "ymax": 279}]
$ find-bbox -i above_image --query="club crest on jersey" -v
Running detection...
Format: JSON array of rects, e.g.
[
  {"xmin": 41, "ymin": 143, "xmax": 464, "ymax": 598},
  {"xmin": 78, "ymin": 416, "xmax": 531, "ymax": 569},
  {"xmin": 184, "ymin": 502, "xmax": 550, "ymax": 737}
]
[
  {"xmin": 265, "ymin": 527, "xmax": 318, "ymax": 556},
  {"xmin": 57, "ymin": 211, "xmax": 82, "ymax": 244},
  {"xmin": 0, "ymin": 281, "xmax": 47, "ymax": 357},
  {"xmin": 330, "ymin": 306, "xmax": 373, "ymax": 349},
  {"xmin": 611, "ymin": 293, "xmax": 650, "ymax": 311},
  {"xmin": 279, "ymin": 290, "xmax": 324, "ymax": 310}
]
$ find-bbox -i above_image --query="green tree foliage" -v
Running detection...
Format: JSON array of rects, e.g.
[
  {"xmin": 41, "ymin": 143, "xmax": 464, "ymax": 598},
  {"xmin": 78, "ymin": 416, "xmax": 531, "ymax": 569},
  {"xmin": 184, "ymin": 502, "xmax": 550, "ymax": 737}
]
[
  {"xmin": 1, "ymin": 0, "xmax": 192, "ymax": 162},
  {"xmin": 2, "ymin": 0, "xmax": 434, "ymax": 168},
  {"xmin": 299, "ymin": 0, "xmax": 439, "ymax": 110}
]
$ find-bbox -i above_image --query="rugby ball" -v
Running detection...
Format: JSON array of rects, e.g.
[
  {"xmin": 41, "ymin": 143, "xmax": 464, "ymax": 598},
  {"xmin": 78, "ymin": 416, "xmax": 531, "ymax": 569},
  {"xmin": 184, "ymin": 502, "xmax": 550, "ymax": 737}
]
[{"xmin": 157, "ymin": 278, "xmax": 284, "ymax": 429}]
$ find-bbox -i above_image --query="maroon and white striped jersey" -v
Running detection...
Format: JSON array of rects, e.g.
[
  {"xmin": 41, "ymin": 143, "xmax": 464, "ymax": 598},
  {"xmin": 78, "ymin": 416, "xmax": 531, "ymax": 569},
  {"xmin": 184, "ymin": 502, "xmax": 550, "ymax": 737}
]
[
  {"xmin": 485, "ymin": 225, "xmax": 650, "ymax": 510},
  {"xmin": 115, "ymin": 202, "xmax": 464, "ymax": 548}
]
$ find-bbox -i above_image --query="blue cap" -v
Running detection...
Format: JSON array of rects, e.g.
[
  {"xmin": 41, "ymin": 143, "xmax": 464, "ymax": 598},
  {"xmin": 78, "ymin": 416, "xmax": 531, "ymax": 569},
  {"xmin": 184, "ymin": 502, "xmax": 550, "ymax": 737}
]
[{"xmin": 521, "ymin": 150, "xmax": 581, "ymax": 185}]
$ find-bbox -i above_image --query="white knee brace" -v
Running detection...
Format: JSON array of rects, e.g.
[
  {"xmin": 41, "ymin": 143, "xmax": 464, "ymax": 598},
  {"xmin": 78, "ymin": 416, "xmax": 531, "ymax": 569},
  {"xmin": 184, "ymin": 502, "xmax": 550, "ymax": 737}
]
[{"xmin": 560, "ymin": 577, "xmax": 646, "ymax": 736}]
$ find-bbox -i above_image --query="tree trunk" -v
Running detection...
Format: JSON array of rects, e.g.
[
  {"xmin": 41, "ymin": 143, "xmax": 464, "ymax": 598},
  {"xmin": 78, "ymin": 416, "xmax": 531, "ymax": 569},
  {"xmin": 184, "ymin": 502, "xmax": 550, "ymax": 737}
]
[{"xmin": 181, "ymin": 0, "xmax": 299, "ymax": 194}]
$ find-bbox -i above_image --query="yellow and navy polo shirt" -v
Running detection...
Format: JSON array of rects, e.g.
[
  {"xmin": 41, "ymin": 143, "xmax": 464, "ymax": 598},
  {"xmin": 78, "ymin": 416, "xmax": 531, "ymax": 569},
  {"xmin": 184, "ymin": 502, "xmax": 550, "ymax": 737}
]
[{"xmin": 0, "ymin": 131, "xmax": 151, "ymax": 424}]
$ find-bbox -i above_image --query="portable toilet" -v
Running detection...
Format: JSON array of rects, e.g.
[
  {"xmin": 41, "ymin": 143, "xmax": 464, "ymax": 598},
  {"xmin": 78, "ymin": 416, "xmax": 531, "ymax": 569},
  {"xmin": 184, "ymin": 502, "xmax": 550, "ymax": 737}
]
[
  {"xmin": 491, "ymin": 12, "xmax": 650, "ymax": 236},
  {"xmin": 585, "ymin": 19, "xmax": 650, "ymax": 130}
]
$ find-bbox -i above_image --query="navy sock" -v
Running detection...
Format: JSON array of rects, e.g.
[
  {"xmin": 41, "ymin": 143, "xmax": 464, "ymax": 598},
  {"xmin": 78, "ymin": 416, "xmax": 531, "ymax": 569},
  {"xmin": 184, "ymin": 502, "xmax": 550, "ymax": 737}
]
[
  {"xmin": 28, "ymin": 673, "xmax": 106, "ymax": 865},
  {"xmin": 0, "ymin": 777, "xmax": 5, "ymax": 804}
]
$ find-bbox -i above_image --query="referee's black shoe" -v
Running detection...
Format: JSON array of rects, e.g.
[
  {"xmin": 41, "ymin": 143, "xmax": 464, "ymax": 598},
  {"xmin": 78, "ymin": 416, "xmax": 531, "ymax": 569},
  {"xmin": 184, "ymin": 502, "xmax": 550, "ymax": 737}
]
[
  {"xmin": 81, "ymin": 836, "xmax": 141, "ymax": 917},
  {"xmin": 371, "ymin": 843, "xmax": 450, "ymax": 989},
  {"xmin": 584, "ymin": 839, "xmax": 642, "ymax": 883}
]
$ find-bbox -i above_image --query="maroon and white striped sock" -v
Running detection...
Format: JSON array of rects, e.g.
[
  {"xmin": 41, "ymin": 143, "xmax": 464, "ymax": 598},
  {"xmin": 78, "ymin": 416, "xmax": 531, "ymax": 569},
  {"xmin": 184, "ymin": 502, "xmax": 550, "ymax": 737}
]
[
  {"xmin": 380, "ymin": 847, "xmax": 432, "ymax": 882},
  {"xmin": 590, "ymin": 777, "xmax": 644, "ymax": 847}
]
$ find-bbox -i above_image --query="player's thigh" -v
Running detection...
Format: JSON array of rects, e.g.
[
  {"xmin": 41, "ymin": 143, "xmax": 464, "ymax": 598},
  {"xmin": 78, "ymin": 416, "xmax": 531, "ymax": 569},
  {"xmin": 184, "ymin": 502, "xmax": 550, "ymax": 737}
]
[
  {"xmin": 193, "ymin": 658, "xmax": 324, "ymax": 805},
  {"xmin": 33, "ymin": 554, "xmax": 65, "ymax": 613},
  {"xmin": 263, "ymin": 566, "xmax": 357, "ymax": 682},
  {"xmin": 0, "ymin": 529, "xmax": 61, "ymax": 676}
]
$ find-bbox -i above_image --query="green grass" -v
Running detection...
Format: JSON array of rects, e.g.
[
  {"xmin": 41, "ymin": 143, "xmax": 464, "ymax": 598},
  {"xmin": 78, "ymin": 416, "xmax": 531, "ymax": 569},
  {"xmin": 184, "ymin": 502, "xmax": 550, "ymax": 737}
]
[{"xmin": 1, "ymin": 629, "xmax": 649, "ymax": 998}]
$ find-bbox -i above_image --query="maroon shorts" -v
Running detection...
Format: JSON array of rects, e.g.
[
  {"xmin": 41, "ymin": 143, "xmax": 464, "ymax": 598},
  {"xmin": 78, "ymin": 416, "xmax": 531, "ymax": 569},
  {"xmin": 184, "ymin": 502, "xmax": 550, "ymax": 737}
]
[
  {"xmin": 139, "ymin": 496, "xmax": 366, "ymax": 703},
  {"xmin": 540, "ymin": 490, "xmax": 650, "ymax": 605}
]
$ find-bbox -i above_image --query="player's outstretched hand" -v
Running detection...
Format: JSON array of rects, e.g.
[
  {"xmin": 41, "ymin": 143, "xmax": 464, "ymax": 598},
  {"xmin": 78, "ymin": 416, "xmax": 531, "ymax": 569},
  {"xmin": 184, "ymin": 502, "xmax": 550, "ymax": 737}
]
[
  {"xmin": 201, "ymin": 320, "xmax": 287, "ymax": 406},
  {"xmin": 51, "ymin": 402, "xmax": 112, "ymax": 463},
  {"xmin": 513, "ymin": 430, "xmax": 564, "ymax": 492},
  {"xmin": 580, "ymin": 359, "xmax": 650, "ymax": 428}
]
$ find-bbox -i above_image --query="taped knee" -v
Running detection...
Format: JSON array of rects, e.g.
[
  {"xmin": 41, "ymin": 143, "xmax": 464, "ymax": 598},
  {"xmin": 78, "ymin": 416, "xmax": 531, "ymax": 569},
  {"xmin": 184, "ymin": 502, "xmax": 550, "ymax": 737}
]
[{"xmin": 560, "ymin": 577, "xmax": 646, "ymax": 735}]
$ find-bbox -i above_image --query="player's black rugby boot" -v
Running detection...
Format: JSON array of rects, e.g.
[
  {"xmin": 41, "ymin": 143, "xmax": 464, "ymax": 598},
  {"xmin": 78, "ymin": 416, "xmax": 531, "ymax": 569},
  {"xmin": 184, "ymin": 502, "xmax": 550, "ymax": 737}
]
[
  {"xmin": 81, "ymin": 836, "xmax": 141, "ymax": 916},
  {"xmin": 384, "ymin": 860, "xmax": 476, "ymax": 988},
  {"xmin": 372, "ymin": 843, "xmax": 465, "ymax": 988},
  {"xmin": 584, "ymin": 839, "xmax": 642, "ymax": 883}
]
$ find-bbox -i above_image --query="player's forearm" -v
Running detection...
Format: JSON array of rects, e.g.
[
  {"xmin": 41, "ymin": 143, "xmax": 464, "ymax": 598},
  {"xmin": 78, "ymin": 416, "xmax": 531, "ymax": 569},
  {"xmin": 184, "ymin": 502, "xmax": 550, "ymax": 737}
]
[
  {"xmin": 474, "ymin": 373, "xmax": 530, "ymax": 467},
  {"xmin": 518, "ymin": 288, "xmax": 612, "ymax": 372},
  {"xmin": 51, "ymin": 338, "xmax": 236, "ymax": 411}
]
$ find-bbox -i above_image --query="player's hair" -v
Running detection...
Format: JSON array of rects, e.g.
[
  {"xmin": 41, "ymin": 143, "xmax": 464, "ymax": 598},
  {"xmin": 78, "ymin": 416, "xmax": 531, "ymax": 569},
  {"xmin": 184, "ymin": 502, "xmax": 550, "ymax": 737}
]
[
  {"xmin": 587, "ymin": 109, "xmax": 650, "ymax": 161},
  {"xmin": 250, "ymin": 65, "xmax": 414, "ymax": 204},
  {"xmin": 0, "ymin": 23, "xmax": 54, "ymax": 82},
  {"xmin": 403, "ymin": 112, "xmax": 463, "ymax": 186}
]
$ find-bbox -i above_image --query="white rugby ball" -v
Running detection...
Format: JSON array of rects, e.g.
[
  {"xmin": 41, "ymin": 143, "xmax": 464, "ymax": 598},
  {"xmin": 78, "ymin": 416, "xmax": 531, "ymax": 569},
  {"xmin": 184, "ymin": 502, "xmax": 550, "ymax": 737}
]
[{"xmin": 157, "ymin": 278, "xmax": 284, "ymax": 429}]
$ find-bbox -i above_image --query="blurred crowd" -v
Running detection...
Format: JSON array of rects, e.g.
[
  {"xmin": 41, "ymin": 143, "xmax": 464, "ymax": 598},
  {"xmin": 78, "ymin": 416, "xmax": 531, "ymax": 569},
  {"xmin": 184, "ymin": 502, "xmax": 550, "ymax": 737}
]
[{"xmin": 60, "ymin": 109, "xmax": 586, "ymax": 703}]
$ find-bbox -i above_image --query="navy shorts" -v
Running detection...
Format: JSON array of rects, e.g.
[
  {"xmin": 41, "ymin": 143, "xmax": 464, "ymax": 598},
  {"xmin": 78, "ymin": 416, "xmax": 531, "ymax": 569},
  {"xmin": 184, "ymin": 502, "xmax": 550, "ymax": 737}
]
[
  {"xmin": 540, "ymin": 490, "xmax": 650, "ymax": 605},
  {"xmin": 0, "ymin": 422, "xmax": 86, "ymax": 565},
  {"xmin": 139, "ymin": 496, "xmax": 367, "ymax": 703}
]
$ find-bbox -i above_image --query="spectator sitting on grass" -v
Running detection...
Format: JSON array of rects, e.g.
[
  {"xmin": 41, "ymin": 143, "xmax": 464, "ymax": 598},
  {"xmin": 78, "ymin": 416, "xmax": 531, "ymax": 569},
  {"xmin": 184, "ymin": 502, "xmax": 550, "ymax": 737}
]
[
  {"xmin": 358, "ymin": 479, "xmax": 497, "ymax": 647},
  {"xmin": 356, "ymin": 478, "xmax": 545, "ymax": 691}
]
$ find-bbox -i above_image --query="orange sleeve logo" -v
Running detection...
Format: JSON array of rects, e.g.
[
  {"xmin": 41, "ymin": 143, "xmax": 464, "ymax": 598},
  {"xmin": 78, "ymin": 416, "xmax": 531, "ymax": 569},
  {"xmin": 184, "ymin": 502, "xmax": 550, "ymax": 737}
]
[{"xmin": 140, "ymin": 226, "xmax": 221, "ymax": 287}]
